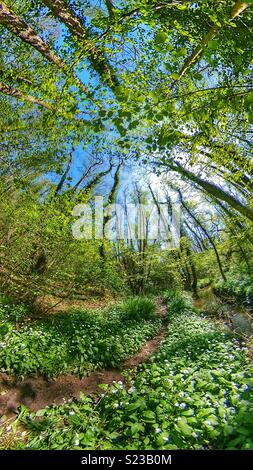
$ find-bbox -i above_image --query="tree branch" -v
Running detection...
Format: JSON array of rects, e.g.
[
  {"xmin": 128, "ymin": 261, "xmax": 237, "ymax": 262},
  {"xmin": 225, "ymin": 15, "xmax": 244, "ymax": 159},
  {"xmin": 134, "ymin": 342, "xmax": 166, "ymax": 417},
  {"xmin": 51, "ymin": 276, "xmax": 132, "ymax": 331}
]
[
  {"xmin": 0, "ymin": 81, "xmax": 51, "ymax": 109},
  {"xmin": 173, "ymin": 1, "xmax": 251, "ymax": 84},
  {"xmin": 0, "ymin": 1, "xmax": 90, "ymax": 96},
  {"xmin": 41, "ymin": 0, "xmax": 120, "ymax": 91}
]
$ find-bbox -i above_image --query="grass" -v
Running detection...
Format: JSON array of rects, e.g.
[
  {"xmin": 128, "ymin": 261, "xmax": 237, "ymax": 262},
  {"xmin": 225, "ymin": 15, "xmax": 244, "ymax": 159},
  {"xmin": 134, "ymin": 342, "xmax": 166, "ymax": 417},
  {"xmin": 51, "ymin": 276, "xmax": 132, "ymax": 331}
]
[{"xmin": 120, "ymin": 297, "xmax": 157, "ymax": 322}]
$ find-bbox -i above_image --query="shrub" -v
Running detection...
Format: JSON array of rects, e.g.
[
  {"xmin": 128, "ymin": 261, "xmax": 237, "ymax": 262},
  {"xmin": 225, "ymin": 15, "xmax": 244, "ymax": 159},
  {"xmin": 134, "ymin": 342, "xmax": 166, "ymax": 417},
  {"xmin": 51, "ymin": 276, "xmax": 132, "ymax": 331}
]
[
  {"xmin": 121, "ymin": 297, "xmax": 156, "ymax": 322},
  {"xmin": 162, "ymin": 289, "xmax": 181, "ymax": 303},
  {"xmin": 198, "ymin": 278, "xmax": 213, "ymax": 289}
]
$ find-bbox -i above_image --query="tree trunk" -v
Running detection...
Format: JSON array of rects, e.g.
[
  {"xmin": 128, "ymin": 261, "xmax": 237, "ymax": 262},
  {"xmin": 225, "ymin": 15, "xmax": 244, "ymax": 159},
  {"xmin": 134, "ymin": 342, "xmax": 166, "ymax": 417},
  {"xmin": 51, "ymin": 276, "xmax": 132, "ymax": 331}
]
[
  {"xmin": 99, "ymin": 163, "xmax": 121, "ymax": 260},
  {"xmin": 54, "ymin": 147, "xmax": 74, "ymax": 196},
  {"xmin": 41, "ymin": 0, "xmax": 119, "ymax": 91},
  {"xmin": 174, "ymin": 1, "xmax": 251, "ymax": 82},
  {"xmin": 171, "ymin": 162, "xmax": 253, "ymax": 222},
  {"xmin": 179, "ymin": 192, "xmax": 227, "ymax": 281}
]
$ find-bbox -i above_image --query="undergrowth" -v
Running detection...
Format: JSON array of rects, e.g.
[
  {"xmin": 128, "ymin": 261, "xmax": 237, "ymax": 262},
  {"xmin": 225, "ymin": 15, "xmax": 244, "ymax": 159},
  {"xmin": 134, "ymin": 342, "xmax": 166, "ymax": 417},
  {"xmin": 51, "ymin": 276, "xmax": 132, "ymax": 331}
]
[
  {"xmin": 2, "ymin": 291, "xmax": 252, "ymax": 450},
  {"xmin": 0, "ymin": 298, "xmax": 160, "ymax": 378}
]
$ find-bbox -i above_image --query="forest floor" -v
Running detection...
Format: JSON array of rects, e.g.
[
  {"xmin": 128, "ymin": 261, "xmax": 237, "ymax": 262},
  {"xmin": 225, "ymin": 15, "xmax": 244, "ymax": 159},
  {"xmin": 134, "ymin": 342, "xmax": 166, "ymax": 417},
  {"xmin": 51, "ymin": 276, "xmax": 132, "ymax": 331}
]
[
  {"xmin": 31, "ymin": 294, "xmax": 114, "ymax": 317},
  {"xmin": 0, "ymin": 300, "xmax": 167, "ymax": 417},
  {"xmin": 1, "ymin": 291, "xmax": 252, "ymax": 421},
  {"xmin": 1, "ymin": 292, "xmax": 253, "ymax": 451}
]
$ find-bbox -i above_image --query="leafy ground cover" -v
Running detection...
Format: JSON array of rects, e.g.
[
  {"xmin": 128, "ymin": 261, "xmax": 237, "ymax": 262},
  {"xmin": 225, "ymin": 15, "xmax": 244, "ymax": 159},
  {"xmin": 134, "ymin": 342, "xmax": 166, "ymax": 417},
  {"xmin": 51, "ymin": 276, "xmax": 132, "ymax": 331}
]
[
  {"xmin": 3, "ymin": 292, "xmax": 252, "ymax": 450},
  {"xmin": 0, "ymin": 298, "xmax": 161, "ymax": 379}
]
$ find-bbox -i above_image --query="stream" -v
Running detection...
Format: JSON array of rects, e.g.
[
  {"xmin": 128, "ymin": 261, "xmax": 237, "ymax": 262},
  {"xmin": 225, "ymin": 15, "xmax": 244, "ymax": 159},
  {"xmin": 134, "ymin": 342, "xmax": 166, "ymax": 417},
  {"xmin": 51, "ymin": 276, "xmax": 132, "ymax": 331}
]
[{"xmin": 224, "ymin": 305, "xmax": 253, "ymax": 335}]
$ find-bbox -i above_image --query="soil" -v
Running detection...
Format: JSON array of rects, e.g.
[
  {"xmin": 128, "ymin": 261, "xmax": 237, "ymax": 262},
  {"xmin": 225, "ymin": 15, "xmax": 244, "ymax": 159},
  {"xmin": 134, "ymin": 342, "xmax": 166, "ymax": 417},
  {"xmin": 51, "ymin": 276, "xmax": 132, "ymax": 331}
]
[{"xmin": 0, "ymin": 300, "xmax": 167, "ymax": 417}]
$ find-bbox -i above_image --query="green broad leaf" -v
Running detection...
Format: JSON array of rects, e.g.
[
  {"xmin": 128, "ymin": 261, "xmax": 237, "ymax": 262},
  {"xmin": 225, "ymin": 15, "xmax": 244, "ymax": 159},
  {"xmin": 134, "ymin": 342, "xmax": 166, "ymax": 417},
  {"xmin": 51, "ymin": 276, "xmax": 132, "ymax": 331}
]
[
  {"xmin": 155, "ymin": 31, "xmax": 168, "ymax": 45},
  {"xmin": 177, "ymin": 47, "xmax": 187, "ymax": 57},
  {"xmin": 237, "ymin": 426, "xmax": 253, "ymax": 436},
  {"xmin": 170, "ymin": 72, "xmax": 180, "ymax": 80},
  {"xmin": 99, "ymin": 110, "xmax": 106, "ymax": 118},
  {"xmin": 149, "ymin": 91, "xmax": 159, "ymax": 103},
  {"xmin": 157, "ymin": 133, "xmax": 170, "ymax": 147},
  {"xmin": 207, "ymin": 40, "xmax": 219, "ymax": 51},
  {"xmin": 129, "ymin": 120, "xmax": 139, "ymax": 130},
  {"xmin": 155, "ymin": 113, "xmax": 164, "ymax": 121},
  {"xmin": 248, "ymin": 112, "xmax": 253, "ymax": 124},
  {"xmin": 35, "ymin": 409, "xmax": 47, "ymax": 417},
  {"xmin": 194, "ymin": 73, "xmax": 203, "ymax": 81},
  {"xmin": 204, "ymin": 414, "xmax": 219, "ymax": 427},
  {"xmin": 245, "ymin": 92, "xmax": 253, "ymax": 105},
  {"xmin": 114, "ymin": 85, "xmax": 130, "ymax": 100},
  {"xmin": 217, "ymin": 407, "xmax": 226, "ymax": 419},
  {"xmin": 177, "ymin": 4, "xmax": 188, "ymax": 9},
  {"xmin": 130, "ymin": 423, "xmax": 144, "ymax": 435},
  {"xmin": 109, "ymin": 431, "xmax": 121, "ymax": 439},
  {"xmin": 127, "ymin": 401, "xmax": 144, "ymax": 412},
  {"xmin": 182, "ymin": 409, "xmax": 195, "ymax": 416},
  {"xmin": 175, "ymin": 417, "xmax": 193, "ymax": 436},
  {"xmin": 142, "ymin": 410, "xmax": 157, "ymax": 423},
  {"xmin": 165, "ymin": 62, "xmax": 172, "ymax": 71}
]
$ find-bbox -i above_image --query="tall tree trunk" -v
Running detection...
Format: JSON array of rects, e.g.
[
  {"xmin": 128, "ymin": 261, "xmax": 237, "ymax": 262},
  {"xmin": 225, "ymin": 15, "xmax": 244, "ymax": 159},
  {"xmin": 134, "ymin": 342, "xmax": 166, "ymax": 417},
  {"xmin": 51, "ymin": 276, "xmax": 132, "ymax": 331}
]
[
  {"xmin": 184, "ymin": 220, "xmax": 205, "ymax": 251},
  {"xmin": 187, "ymin": 247, "xmax": 198, "ymax": 298},
  {"xmin": 179, "ymin": 191, "xmax": 227, "ymax": 281},
  {"xmin": 174, "ymin": 1, "xmax": 251, "ymax": 83},
  {"xmin": 54, "ymin": 147, "xmax": 74, "ymax": 196},
  {"xmin": 180, "ymin": 224, "xmax": 198, "ymax": 297},
  {"xmin": 105, "ymin": 0, "xmax": 115, "ymax": 18},
  {"xmin": 229, "ymin": 227, "xmax": 251, "ymax": 272},
  {"xmin": 178, "ymin": 250, "xmax": 192, "ymax": 291},
  {"xmin": 82, "ymin": 163, "xmax": 113, "ymax": 194},
  {"xmin": 99, "ymin": 163, "xmax": 121, "ymax": 260},
  {"xmin": 170, "ymin": 161, "xmax": 253, "ymax": 222}
]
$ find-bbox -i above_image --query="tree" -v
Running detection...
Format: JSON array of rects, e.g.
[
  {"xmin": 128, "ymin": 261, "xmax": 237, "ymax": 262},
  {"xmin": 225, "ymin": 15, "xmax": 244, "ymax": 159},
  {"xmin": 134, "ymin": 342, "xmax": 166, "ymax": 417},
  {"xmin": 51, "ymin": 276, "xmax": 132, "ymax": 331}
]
[
  {"xmin": 0, "ymin": 1, "xmax": 90, "ymax": 96},
  {"xmin": 178, "ymin": 190, "xmax": 227, "ymax": 281}
]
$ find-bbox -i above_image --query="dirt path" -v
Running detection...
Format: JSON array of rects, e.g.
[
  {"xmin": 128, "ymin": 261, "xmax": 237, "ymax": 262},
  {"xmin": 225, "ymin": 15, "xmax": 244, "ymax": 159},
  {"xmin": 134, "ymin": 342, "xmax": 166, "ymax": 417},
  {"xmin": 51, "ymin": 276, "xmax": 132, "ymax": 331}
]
[{"xmin": 0, "ymin": 301, "xmax": 167, "ymax": 417}]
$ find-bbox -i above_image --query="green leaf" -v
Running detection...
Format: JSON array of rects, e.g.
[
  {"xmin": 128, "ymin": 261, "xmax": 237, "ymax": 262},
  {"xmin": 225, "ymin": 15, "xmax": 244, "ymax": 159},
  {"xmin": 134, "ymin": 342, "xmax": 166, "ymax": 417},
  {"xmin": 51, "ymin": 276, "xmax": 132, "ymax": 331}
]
[
  {"xmin": 182, "ymin": 409, "xmax": 195, "ymax": 417},
  {"xmin": 170, "ymin": 72, "xmax": 180, "ymax": 80},
  {"xmin": 248, "ymin": 111, "xmax": 253, "ymax": 124},
  {"xmin": 175, "ymin": 417, "xmax": 193, "ymax": 436},
  {"xmin": 155, "ymin": 31, "xmax": 168, "ymax": 44},
  {"xmin": 127, "ymin": 401, "xmax": 144, "ymax": 412},
  {"xmin": 245, "ymin": 92, "xmax": 253, "ymax": 105},
  {"xmin": 207, "ymin": 40, "xmax": 219, "ymax": 51},
  {"xmin": 142, "ymin": 411, "xmax": 157, "ymax": 423},
  {"xmin": 177, "ymin": 47, "xmax": 187, "ymax": 57}
]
